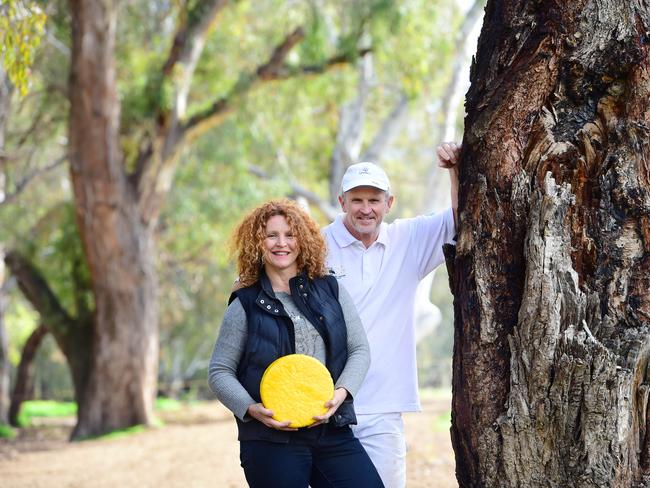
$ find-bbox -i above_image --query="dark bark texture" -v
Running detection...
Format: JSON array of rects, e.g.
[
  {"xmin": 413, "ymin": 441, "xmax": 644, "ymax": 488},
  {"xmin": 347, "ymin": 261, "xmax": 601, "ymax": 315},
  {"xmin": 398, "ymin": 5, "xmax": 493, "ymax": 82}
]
[{"xmin": 451, "ymin": 0, "xmax": 650, "ymax": 486}]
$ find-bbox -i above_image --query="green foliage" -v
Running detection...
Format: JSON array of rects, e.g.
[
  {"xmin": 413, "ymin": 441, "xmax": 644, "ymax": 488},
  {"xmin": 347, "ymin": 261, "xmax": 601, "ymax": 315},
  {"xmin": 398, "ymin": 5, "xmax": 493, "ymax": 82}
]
[
  {"xmin": 337, "ymin": 0, "xmax": 401, "ymax": 58},
  {"xmin": 88, "ymin": 424, "xmax": 147, "ymax": 440},
  {"xmin": 16, "ymin": 399, "xmax": 77, "ymax": 427},
  {"xmin": 155, "ymin": 398, "xmax": 183, "ymax": 412},
  {"xmin": 16, "ymin": 203, "xmax": 94, "ymax": 319},
  {"xmin": 0, "ymin": 0, "xmax": 46, "ymax": 96},
  {"xmin": 0, "ymin": 424, "xmax": 17, "ymax": 439},
  {"xmin": 5, "ymin": 299, "xmax": 39, "ymax": 365},
  {"xmin": 299, "ymin": 7, "xmax": 329, "ymax": 65},
  {"xmin": 372, "ymin": 0, "xmax": 458, "ymax": 99}
]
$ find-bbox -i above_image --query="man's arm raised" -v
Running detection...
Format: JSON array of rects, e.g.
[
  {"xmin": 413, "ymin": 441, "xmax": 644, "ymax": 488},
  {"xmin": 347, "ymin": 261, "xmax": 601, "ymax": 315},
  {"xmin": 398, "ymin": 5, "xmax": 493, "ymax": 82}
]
[{"xmin": 436, "ymin": 142, "xmax": 461, "ymax": 230}]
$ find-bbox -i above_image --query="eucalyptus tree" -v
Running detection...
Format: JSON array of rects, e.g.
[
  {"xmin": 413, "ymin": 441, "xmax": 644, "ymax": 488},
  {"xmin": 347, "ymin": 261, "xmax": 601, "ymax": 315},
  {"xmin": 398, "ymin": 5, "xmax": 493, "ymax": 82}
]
[
  {"xmin": 4, "ymin": 0, "xmax": 392, "ymax": 439},
  {"xmin": 450, "ymin": 0, "xmax": 650, "ymax": 485}
]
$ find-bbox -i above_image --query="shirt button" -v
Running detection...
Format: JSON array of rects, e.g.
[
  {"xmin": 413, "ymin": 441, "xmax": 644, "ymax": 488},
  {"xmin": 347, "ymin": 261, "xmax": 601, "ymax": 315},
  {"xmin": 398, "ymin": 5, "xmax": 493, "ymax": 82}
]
[
  {"xmin": 266, "ymin": 305, "xmax": 271, "ymax": 309},
  {"xmin": 260, "ymin": 299, "xmax": 265, "ymax": 304},
  {"xmin": 274, "ymin": 309, "xmax": 279, "ymax": 313}
]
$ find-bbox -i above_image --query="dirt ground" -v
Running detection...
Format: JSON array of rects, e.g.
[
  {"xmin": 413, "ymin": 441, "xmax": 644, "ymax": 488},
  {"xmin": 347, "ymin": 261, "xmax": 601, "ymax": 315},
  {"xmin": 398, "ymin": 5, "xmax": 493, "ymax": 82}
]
[{"xmin": 0, "ymin": 394, "xmax": 457, "ymax": 487}]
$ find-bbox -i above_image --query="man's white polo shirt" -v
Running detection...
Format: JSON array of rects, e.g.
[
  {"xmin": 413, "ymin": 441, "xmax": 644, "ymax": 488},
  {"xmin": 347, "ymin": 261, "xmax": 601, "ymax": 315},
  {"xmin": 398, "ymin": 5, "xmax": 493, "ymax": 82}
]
[{"xmin": 322, "ymin": 208, "xmax": 455, "ymax": 414}]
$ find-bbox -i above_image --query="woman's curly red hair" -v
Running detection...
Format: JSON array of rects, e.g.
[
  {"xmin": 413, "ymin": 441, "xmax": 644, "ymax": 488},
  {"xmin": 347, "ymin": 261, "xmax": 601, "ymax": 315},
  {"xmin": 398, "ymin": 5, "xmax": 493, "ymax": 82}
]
[{"xmin": 231, "ymin": 199, "xmax": 327, "ymax": 287}]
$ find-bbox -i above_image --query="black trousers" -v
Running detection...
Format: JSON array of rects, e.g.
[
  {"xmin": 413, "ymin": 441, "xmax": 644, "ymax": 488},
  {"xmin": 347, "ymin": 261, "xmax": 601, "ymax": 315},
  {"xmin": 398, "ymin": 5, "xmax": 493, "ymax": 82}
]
[{"xmin": 239, "ymin": 424, "xmax": 384, "ymax": 488}]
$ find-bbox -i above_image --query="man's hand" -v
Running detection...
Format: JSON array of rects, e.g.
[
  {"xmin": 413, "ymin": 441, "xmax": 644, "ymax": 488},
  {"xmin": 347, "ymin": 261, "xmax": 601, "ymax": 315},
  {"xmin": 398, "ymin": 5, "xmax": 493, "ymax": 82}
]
[
  {"xmin": 437, "ymin": 142, "xmax": 461, "ymax": 230},
  {"xmin": 246, "ymin": 403, "xmax": 298, "ymax": 431},
  {"xmin": 436, "ymin": 142, "xmax": 461, "ymax": 169},
  {"xmin": 310, "ymin": 387, "xmax": 349, "ymax": 427}
]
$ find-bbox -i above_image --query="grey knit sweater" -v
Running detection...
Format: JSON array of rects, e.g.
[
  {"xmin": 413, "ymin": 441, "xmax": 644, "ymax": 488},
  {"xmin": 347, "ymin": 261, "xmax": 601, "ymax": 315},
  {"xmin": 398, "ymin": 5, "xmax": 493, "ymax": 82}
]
[{"xmin": 207, "ymin": 284, "xmax": 370, "ymax": 421}]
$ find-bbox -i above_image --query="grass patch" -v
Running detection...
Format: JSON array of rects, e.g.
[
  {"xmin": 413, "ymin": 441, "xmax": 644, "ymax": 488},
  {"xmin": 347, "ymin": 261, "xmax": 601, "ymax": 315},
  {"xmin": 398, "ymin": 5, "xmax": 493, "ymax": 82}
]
[
  {"xmin": 16, "ymin": 397, "xmax": 191, "ymax": 429},
  {"xmin": 95, "ymin": 424, "xmax": 147, "ymax": 440},
  {"xmin": 83, "ymin": 417, "xmax": 164, "ymax": 441},
  {"xmin": 0, "ymin": 423, "xmax": 17, "ymax": 439},
  {"xmin": 17, "ymin": 400, "xmax": 77, "ymax": 427},
  {"xmin": 155, "ymin": 397, "xmax": 183, "ymax": 412}
]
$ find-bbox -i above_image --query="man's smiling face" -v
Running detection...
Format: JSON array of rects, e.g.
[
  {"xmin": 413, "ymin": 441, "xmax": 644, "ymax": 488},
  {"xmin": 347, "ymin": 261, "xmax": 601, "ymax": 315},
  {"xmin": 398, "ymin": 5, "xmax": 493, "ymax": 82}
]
[{"xmin": 339, "ymin": 186, "xmax": 394, "ymax": 247}]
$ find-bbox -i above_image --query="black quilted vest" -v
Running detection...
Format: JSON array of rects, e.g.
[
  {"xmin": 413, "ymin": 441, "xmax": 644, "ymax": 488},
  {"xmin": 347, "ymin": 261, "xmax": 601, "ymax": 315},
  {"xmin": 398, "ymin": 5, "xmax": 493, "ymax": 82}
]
[{"xmin": 231, "ymin": 270, "xmax": 356, "ymax": 442}]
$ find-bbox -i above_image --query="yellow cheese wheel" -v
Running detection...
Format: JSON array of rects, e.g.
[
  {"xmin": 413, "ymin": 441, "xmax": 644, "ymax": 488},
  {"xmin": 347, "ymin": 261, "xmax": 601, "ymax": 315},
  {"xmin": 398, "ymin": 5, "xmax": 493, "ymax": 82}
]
[{"xmin": 260, "ymin": 354, "xmax": 334, "ymax": 428}]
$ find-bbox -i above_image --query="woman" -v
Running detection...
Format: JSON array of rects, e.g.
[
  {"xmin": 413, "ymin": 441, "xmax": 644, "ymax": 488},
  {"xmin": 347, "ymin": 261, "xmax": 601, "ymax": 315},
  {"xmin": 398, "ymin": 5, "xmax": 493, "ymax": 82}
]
[{"xmin": 208, "ymin": 200, "xmax": 383, "ymax": 488}]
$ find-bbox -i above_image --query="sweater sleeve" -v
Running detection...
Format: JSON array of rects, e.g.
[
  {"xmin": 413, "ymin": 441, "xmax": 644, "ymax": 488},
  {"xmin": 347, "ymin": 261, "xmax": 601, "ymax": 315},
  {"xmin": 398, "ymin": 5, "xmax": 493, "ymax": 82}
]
[
  {"xmin": 207, "ymin": 298, "xmax": 256, "ymax": 421},
  {"xmin": 334, "ymin": 284, "xmax": 370, "ymax": 396}
]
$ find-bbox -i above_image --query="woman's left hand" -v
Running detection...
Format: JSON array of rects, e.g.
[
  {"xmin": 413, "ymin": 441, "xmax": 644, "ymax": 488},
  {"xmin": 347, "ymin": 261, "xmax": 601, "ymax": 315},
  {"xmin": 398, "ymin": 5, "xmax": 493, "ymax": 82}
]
[{"xmin": 310, "ymin": 387, "xmax": 349, "ymax": 427}]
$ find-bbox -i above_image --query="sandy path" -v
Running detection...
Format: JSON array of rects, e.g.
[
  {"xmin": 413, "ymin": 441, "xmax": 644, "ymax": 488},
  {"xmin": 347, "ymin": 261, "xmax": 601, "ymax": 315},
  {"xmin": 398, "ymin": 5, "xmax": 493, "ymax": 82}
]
[{"xmin": 0, "ymin": 396, "xmax": 456, "ymax": 487}]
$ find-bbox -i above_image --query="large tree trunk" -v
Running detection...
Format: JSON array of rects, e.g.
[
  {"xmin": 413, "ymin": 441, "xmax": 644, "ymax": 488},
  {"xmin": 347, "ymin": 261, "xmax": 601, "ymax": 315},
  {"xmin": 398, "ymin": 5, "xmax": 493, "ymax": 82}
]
[
  {"xmin": 450, "ymin": 1, "xmax": 650, "ymax": 486},
  {"xmin": 68, "ymin": 0, "xmax": 158, "ymax": 439}
]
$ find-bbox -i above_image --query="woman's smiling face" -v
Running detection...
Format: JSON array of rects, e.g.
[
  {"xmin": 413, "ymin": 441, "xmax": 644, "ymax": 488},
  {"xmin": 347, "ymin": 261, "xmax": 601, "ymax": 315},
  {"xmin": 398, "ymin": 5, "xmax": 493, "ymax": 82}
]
[{"xmin": 262, "ymin": 215, "xmax": 299, "ymax": 275}]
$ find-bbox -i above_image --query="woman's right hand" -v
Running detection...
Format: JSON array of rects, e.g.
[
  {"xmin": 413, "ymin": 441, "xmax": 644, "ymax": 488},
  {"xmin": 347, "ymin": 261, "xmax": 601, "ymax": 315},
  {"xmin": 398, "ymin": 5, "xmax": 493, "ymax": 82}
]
[{"xmin": 247, "ymin": 403, "xmax": 298, "ymax": 431}]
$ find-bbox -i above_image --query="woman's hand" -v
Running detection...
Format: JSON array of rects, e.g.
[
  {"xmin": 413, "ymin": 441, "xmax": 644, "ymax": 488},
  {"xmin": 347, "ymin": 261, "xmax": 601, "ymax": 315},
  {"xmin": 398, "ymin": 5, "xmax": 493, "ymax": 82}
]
[
  {"xmin": 247, "ymin": 403, "xmax": 298, "ymax": 431},
  {"xmin": 310, "ymin": 387, "xmax": 349, "ymax": 427}
]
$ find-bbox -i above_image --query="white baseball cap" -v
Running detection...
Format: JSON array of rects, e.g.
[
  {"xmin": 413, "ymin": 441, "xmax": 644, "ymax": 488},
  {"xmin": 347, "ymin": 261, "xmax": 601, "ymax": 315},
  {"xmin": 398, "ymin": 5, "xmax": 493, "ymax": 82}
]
[{"xmin": 341, "ymin": 162, "xmax": 390, "ymax": 193}]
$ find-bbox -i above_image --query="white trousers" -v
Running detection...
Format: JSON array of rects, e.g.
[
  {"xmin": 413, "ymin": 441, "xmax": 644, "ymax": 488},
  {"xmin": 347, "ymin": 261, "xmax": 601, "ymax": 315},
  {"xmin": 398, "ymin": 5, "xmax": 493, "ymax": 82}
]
[{"xmin": 351, "ymin": 413, "xmax": 406, "ymax": 488}]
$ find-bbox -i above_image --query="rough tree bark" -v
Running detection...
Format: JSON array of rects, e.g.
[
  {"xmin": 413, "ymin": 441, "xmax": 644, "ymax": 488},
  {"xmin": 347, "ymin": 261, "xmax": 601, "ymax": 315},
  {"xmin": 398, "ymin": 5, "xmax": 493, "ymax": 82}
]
[{"xmin": 449, "ymin": 1, "xmax": 650, "ymax": 486}]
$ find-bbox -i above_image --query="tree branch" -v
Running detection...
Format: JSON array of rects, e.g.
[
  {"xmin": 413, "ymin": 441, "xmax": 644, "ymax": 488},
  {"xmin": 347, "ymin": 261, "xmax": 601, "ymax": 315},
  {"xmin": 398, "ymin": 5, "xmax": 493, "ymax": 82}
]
[
  {"xmin": 0, "ymin": 155, "xmax": 66, "ymax": 206},
  {"xmin": 4, "ymin": 251, "xmax": 74, "ymax": 335},
  {"xmin": 161, "ymin": 0, "xmax": 229, "ymax": 78},
  {"xmin": 132, "ymin": 0, "xmax": 229, "ymax": 206},
  {"xmin": 257, "ymin": 27, "xmax": 305, "ymax": 79},
  {"xmin": 135, "ymin": 22, "xmax": 367, "ymax": 225},
  {"xmin": 181, "ymin": 41, "xmax": 371, "ymax": 141},
  {"xmin": 248, "ymin": 164, "xmax": 338, "ymax": 220},
  {"xmin": 8, "ymin": 323, "xmax": 48, "ymax": 427}
]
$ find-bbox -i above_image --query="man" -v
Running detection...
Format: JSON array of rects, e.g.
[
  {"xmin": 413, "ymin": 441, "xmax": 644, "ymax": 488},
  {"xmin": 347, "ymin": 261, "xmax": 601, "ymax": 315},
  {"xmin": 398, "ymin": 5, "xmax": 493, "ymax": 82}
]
[{"xmin": 322, "ymin": 142, "xmax": 460, "ymax": 487}]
